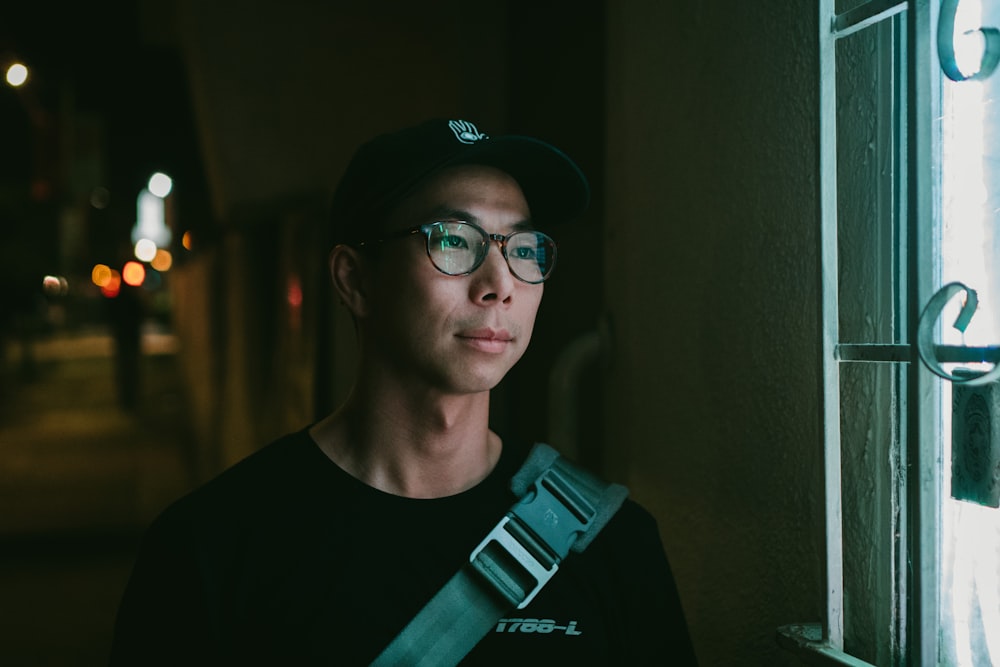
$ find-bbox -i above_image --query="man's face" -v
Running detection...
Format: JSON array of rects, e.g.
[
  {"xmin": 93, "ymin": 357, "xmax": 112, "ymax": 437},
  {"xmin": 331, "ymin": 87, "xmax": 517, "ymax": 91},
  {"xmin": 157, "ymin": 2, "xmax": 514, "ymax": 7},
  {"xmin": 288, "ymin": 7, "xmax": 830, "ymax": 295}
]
[{"xmin": 360, "ymin": 164, "xmax": 544, "ymax": 396}]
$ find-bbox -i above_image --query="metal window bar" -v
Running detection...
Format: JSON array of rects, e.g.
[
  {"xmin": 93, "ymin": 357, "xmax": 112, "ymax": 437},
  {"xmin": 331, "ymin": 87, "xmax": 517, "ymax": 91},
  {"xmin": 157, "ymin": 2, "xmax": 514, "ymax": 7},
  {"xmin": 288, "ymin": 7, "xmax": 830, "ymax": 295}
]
[
  {"xmin": 906, "ymin": 2, "xmax": 940, "ymax": 665},
  {"xmin": 816, "ymin": 0, "xmax": 849, "ymax": 654},
  {"xmin": 837, "ymin": 344, "xmax": 1000, "ymax": 364}
]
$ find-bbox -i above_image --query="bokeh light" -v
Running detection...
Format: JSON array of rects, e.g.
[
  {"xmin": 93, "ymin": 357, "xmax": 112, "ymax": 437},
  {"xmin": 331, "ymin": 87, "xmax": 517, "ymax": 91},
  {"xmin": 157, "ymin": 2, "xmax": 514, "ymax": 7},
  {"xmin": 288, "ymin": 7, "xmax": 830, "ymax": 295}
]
[
  {"xmin": 91, "ymin": 264, "xmax": 113, "ymax": 287},
  {"xmin": 122, "ymin": 261, "xmax": 145, "ymax": 287},
  {"xmin": 90, "ymin": 186, "xmax": 111, "ymax": 209},
  {"xmin": 151, "ymin": 248, "xmax": 173, "ymax": 271},
  {"xmin": 5, "ymin": 63, "xmax": 28, "ymax": 87},
  {"xmin": 134, "ymin": 238, "xmax": 157, "ymax": 262},
  {"xmin": 148, "ymin": 172, "xmax": 173, "ymax": 198},
  {"xmin": 100, "ymin": 270, "xmax": 122, "ymax": 298},
  {"xmin": 287, "ymin": 274, "xmax": 303, "ymax": 308},
  {"xmin": 42, "ymin": 275, "xmax": 69, "ymax": 296}
]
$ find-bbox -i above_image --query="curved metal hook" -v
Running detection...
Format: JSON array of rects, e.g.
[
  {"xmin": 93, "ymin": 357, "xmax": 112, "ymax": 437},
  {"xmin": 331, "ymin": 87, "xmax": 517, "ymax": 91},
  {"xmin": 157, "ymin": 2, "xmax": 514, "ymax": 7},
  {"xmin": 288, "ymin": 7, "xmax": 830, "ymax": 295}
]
[
  {"xmin": 917, "ymin": 281, "xmax": 1000, "ymax": 385},
  {"xmin": 938, "ymin": 0, "xmax": 1000, "ymax": 82}
]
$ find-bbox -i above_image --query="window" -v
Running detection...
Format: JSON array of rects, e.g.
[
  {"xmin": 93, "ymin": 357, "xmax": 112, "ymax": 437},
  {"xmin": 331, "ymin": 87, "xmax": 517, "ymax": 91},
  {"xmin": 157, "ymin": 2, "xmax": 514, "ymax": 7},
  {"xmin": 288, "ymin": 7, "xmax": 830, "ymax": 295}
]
[{"xmin": 779, "ymin": 1, "xmax": 999, "ymax": 664}]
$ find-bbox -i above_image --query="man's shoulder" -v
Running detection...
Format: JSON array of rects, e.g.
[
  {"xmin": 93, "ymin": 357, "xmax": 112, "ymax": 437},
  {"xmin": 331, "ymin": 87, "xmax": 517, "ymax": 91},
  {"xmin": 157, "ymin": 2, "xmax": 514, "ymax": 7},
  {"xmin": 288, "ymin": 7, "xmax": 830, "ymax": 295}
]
[
  {"xmin": 605, "ymin": 498, "xmax": 662, "ymax": 542},
  {"xmin": 150, "ymin": 428, "xmax": 323, "ymax": 531},
  {"xmin": 574, "ymin": 487, "xmax": 665, "ymax": 560},
  {"xmin": 199, "ymin": 427, "xmax": 316, "ymax": 490}
]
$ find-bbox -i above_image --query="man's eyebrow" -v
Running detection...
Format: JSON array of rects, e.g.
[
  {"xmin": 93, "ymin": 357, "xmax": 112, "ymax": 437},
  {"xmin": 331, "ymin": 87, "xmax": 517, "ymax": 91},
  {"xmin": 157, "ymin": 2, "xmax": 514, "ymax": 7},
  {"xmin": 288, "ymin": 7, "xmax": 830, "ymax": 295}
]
[
  {"xmin": 425, "ymin": 205, "xmax": 534, "ymax": 230},
  {"xmin": 425, "ymin": 206, "xmax": 475, "ymax": 222}
]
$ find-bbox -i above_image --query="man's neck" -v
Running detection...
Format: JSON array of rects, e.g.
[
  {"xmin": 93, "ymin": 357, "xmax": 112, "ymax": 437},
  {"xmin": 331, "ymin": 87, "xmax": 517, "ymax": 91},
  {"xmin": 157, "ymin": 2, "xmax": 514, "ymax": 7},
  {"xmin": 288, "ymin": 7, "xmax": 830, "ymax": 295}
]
[{"xmin": 309, "ymin": 383, "xmax": 501, "ymax": 499}]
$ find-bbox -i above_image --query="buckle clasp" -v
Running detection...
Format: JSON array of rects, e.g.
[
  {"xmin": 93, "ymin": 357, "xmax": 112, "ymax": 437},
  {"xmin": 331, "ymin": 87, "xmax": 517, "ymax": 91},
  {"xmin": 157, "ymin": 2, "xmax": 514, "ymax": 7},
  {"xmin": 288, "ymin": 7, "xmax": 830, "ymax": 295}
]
[{"xmin": 468, "ymin": 466, "xmax": 596, "ymax": 609}]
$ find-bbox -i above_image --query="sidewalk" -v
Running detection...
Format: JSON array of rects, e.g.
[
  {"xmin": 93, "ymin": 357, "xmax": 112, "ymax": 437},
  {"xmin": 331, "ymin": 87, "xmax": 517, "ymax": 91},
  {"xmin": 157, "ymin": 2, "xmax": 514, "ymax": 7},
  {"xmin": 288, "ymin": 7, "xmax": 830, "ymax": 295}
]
[{"xmin": 0, "ymin": 325, "xmax": 194, "ymax": 666}]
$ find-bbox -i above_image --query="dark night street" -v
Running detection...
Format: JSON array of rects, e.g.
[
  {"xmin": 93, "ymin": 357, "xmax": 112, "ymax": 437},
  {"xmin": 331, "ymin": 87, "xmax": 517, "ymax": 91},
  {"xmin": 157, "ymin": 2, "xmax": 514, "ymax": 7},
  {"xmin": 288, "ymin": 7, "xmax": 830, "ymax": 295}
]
[{"xmin": 0, "ymin": 326, "xmax": 193, "ymax": 666}]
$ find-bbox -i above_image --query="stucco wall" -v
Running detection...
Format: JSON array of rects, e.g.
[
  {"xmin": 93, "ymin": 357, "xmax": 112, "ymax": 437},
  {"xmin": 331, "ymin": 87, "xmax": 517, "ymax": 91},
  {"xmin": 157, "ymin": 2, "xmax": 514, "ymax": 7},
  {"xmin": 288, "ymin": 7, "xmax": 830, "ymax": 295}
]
[{"xmin": 605, "ymin": 2, "xmax": 826, "ymax": 663}]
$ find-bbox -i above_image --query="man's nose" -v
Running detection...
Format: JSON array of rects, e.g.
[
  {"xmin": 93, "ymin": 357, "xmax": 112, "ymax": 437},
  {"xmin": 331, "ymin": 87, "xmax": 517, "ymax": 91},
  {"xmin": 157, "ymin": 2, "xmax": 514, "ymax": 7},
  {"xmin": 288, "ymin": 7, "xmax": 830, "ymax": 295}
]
[{"xmin": 471, "ymin": 240, "xmax": 515, "ymax": 304}]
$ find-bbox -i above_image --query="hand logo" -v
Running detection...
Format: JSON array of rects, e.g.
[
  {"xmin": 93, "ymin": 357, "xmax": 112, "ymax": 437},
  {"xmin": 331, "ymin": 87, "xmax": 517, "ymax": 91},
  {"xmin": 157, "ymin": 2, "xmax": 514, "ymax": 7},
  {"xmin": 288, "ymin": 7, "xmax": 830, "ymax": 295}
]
[{"xmin": 448, "ymin": 119, "xmax": 489, "ymax": 144}]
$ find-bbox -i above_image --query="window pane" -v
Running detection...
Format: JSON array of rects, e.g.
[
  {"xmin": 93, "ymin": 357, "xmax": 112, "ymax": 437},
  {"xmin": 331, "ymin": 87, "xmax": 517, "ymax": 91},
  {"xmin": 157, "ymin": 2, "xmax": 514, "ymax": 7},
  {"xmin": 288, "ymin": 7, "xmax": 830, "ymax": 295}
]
[
  {"xmin": 840, "ymin": 363, "xmax": 900, "ymax": 662},
  {"xmin": 835, "ymin": 19, "xmax": 902, "ymax": 663},
  {"xmin": 938, "ymin": 1, "xmax": 1000, "ymax": 664}
]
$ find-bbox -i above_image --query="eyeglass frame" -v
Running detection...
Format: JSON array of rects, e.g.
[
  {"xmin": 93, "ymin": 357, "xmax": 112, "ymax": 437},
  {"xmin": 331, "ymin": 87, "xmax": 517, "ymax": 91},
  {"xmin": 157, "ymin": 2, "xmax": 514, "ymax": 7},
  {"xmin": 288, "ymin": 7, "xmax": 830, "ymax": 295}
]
[{"xmin": 355, "ymin": 219, "xmax": 558, "ymax": 284}]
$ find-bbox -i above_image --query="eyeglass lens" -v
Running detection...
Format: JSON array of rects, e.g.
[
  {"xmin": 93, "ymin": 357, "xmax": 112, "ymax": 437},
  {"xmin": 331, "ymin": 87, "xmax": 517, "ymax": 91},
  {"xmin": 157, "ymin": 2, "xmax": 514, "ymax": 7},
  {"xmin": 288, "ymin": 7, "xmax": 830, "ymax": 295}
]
[{"xmin": 425, "ymin": 222, "xmax": 556, "ymax": 283}]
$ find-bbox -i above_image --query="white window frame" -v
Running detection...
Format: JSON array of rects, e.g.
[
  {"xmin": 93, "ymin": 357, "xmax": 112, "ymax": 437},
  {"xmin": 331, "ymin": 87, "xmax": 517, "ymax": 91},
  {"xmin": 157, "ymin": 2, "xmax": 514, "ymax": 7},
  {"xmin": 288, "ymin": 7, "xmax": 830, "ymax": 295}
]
[{"xmin": 779, "ymin": 1, "xmax": 940, "ymax": 664}]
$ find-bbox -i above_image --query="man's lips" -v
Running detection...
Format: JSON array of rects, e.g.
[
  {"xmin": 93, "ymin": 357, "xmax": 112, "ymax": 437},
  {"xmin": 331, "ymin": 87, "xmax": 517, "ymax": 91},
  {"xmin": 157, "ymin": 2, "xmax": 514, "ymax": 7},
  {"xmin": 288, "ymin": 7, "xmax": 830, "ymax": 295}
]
[
  {"xmin": 457, "ymin": 327, "xmax": 513, "ymax": 342},
  {"xmin": 456, "ymin": 327, "xmax": 513, "ymax": 352}
]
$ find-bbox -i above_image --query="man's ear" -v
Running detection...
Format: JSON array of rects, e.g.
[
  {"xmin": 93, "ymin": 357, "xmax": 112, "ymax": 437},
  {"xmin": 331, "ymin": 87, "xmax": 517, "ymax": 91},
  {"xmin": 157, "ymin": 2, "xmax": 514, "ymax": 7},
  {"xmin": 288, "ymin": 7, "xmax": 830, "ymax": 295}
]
[{"xmin": 329, "ymin": 245, "xmax": 370, "ymax": 318}]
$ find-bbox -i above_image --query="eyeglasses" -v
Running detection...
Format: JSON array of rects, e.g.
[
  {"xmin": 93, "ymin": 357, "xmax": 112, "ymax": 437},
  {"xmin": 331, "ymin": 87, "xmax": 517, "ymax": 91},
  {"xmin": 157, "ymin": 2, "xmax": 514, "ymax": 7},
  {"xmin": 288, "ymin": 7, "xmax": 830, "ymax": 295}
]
[{"xmin": 358, "ymin": 220, "xmax": 558, "ymax": 284}]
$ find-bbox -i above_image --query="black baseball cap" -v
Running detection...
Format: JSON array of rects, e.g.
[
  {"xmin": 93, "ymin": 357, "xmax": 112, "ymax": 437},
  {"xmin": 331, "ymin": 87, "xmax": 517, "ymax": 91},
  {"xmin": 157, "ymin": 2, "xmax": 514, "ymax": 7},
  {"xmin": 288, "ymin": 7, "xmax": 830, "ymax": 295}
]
[{"xmin": 329, "ymin": 118, "xmax": 590, "ymax": 246}]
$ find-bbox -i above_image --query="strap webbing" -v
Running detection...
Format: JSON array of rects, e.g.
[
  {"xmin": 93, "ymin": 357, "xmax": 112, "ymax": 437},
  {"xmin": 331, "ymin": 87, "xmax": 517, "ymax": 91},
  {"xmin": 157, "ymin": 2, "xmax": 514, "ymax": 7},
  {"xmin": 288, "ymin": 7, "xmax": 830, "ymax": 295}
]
[
  {"xmin": 369, "ymin": 443, "xmax": 627, "ymax": 667},
  {"xmin": 369, "ymin": 568, "xmax": 507, "ymax": 667}
]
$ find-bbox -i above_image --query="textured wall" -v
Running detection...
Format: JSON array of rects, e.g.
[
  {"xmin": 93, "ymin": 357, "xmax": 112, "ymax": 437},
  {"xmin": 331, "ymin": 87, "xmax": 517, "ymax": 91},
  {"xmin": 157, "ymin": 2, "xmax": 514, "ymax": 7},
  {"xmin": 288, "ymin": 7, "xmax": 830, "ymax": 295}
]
[{"xmin": 605, "ymin": 2, "xmax": 825, "ymax": 663}]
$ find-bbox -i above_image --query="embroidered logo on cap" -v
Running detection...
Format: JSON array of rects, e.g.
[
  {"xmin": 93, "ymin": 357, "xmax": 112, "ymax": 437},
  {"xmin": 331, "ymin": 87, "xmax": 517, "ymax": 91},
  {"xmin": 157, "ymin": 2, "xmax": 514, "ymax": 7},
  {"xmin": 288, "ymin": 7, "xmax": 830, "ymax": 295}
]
[{"xmin": 448, "ymin": 119, "xmax": 488, "ymax": 144}]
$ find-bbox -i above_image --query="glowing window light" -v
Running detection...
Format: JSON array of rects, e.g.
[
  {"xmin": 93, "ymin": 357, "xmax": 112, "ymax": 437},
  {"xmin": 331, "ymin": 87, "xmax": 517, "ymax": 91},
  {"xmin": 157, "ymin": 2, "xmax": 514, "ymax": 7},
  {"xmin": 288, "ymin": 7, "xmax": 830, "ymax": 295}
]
[
  {"xmin": 940, "ymin": 1, "xmax": 1000, "ymax": 665},
  {"xmin": 122, "ymin": 261, "xmax": 146, "ymax": 287},
  {"xmin": 134, "ymin": 238, "xmax": 157, "ymax": 262},
  {"xmin": 5, "ymin": 63, "xmax": 28, "ymax": 87},
  {"xmin": 151, "ymin": 248, "xmax": 173, "ymax": 272}
]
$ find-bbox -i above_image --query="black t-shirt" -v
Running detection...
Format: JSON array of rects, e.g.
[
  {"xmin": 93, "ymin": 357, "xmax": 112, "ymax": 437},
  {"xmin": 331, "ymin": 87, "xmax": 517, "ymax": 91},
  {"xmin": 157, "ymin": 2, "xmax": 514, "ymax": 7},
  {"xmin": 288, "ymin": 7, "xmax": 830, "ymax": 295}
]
[{"xmin": 110, "ymin": 429, "xmax": 697, "ymax": 665}]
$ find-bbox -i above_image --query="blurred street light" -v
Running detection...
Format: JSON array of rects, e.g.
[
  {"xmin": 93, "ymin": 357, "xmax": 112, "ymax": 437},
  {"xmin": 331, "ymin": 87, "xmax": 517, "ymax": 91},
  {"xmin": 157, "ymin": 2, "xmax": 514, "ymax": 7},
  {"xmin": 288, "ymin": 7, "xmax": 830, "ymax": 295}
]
[
  {"xmin": 148, "ymin": 172, "xmax": 173, "ymax": 198},
  {"xmin": 5, "ymin": 62, "xmax": 29, "ymax": 87},
  {"xmin": 122, "ymin": 261, "xmax": 145, "ymax": 287},
  {"xmin": 134, "ymin": 238, "xmax": 157, "ymax": 262}
]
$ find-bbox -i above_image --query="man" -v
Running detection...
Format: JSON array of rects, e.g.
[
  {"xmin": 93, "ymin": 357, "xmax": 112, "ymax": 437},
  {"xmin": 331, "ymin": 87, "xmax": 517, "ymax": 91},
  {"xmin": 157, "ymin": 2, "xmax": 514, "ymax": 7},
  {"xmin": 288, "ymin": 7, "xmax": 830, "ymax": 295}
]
[{"xmin": 110, "ymin": 118, "xmax": 697, "ymax": 665}]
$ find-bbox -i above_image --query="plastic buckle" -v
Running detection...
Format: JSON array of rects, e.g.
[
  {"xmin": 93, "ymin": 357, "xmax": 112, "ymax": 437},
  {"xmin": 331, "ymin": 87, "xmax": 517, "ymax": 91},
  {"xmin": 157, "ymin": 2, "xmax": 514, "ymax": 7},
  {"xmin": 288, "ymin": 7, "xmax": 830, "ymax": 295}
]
[
  {"xmin": 511, "ymin": 464, "xmax": 595, "ymax": 555},
  {"xmin": 469, "ymin": 466, "xmax": 596, "ymax": 609},
  {"xmin": 469, "ymin": 515, "xmax": 557, "ymax": 609}
]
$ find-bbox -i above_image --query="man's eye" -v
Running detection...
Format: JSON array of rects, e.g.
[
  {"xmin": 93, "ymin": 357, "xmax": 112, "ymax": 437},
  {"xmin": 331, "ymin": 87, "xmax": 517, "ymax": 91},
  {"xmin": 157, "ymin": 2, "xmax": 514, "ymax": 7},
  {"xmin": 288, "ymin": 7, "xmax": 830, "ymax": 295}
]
[
  {"xmin": 439, "ymin": 234, "xmax": 469, "ymax": 250},
  {"xmin": 511, "ymin": 246, "xmax": 537, "ymax": 260}
]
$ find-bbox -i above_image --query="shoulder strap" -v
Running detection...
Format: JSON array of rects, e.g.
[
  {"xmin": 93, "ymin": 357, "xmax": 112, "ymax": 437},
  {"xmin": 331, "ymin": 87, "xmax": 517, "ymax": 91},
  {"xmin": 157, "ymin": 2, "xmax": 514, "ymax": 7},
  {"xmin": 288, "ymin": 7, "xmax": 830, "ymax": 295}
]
[{"xmin": 369, "ymin": 443, "xmax": 628, "ymax": 667}]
